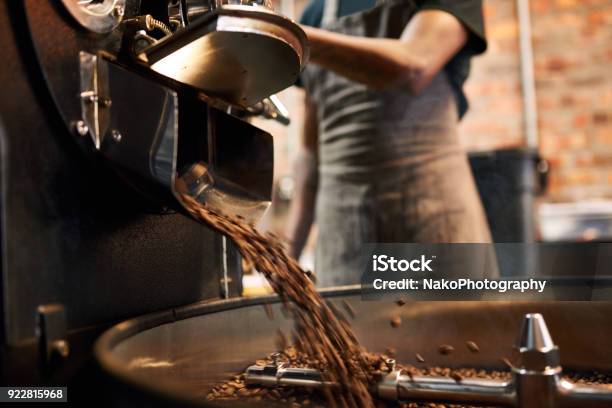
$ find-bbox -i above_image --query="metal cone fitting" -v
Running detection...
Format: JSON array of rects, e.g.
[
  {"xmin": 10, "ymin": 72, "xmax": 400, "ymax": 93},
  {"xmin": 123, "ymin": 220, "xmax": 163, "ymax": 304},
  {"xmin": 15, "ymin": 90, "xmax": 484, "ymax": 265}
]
[{"xmin": 514, "ymin": 313, "xmax": 560, "ymax": 372}]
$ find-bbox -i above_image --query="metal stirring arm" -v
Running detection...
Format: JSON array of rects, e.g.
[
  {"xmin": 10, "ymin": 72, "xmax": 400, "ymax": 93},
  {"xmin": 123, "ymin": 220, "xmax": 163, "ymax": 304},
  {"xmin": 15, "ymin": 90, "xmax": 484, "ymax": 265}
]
[
  {"xmin": 245, "ymin": 364, "xmax": 337, "ymax": 389},
  {"xmin": 245, "ymin": 364, "xmax": 516, "ymax": 406},
  {"xmin": 381, "ymin": 371, "xmax": 515, "ymax": 406},
  {"xmin": 555, "ymin": 379, "xmax": 612, "ymax": 408},
  {"xmin": 244, "ymin": 313, "xmax": 612, "ymax": 408}
]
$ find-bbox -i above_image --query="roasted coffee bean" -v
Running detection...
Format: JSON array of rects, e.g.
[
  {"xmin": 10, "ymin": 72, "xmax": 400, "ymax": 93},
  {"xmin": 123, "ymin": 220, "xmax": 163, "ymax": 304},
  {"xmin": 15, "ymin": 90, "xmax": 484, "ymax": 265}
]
[
  {"xmin": 450, "ymin": 371, "xmax": 463, "ymax": 382},
  {"xmin": 342, "ymin": 300, "xmax": 356, "ymax": 319},
  {"xmin": 466, "ymin": 340, "xmax": 480, "ymax": 353},
  {"xmin": 415, "ymin": 353, "xmax": 426, "ymax": 363},
  {"xmin": 263, "ymin": 302, "xmax": 274, "ymax": 320},
  {"xmin": 385, "ymin": 347, "xmax": 396, "ymax": 357},
  {"xmin": 395, "ymin": 298, "xmax": 407, "ymax": 307},
  {"xmin": 390, "ymin": 316, "xmax": 402, "ymax": 328},
  {"xmin": 439, "ymin": 344, "xmax": 455, "ymax": 355},
  {"xmin": 304, "ymin": 269, "xmax": 316, "ymax": 283},
  {"xmin": 501, "ymin": 357, "xmax": 514, "ymax": 370}
]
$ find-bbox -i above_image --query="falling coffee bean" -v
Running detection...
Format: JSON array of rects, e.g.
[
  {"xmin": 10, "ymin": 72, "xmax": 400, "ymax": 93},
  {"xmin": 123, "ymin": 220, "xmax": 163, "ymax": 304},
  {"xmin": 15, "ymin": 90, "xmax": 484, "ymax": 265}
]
[
  {"xmin": 342, "ymin": 300, "xmax": 356, "ymax": 319},
  {"xmin": 415, "ymin": 353, "xmax": 426, "ymax": 363},
  {"xmin": 466, "ymin": 340, "xmax": 480, "ymax": 353},
  {"xmin": 395, "ymin": 298, "xmax": 407, "ymax": 307},
  {"xmin": 390, "ymin": 316, "xmax": 402, "ymax": 328},
  {"xmin": 275, "ymin": 329, "xmax": 288, "ymax": 351},
  {"xmin": 439, "ymin": 344, "xmax": 455, "ymax": 355},
  {"xmin": 263, "ymin": 302, "xmax": 274, "ymax": 320},
  {"xmin": 501, "ymin": 357, "xmax": 514, "ymax": 370},
  {"xmin": 304, "ymin": 270, "xmax": 316, "ymax": 283},
  {"xmin": 179, "ymin": 195, "xmax": 376, "ymax": 406}
]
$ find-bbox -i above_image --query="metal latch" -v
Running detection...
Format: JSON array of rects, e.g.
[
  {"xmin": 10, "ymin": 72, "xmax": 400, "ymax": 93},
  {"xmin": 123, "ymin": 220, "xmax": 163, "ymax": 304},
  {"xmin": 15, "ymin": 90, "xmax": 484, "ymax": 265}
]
[
  {"xmin": 36, "ymin": 304, "xmax": 69, "ymax": 366},
  {"xmin": 78, "ymin": 51, "xmax": 111, "ymax": 149}
]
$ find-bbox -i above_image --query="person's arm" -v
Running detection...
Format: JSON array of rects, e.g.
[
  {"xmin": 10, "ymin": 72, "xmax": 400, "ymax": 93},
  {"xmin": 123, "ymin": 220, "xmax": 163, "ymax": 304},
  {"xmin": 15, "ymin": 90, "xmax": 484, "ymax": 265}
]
[
  {"xmin": 302, "ymin": 9, "xmax": 468, "ymax": 94},
  {"xmin": 285, "ymin": 93, "xmax": 319, "ymax": 260}
]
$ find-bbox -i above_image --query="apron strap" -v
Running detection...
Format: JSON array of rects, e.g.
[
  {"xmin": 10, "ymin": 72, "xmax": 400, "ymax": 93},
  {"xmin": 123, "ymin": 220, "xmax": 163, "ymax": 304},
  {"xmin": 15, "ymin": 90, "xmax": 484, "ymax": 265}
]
[{"xmin": 322, "ymin": 0, "xmax": 339, "ymax": 27}]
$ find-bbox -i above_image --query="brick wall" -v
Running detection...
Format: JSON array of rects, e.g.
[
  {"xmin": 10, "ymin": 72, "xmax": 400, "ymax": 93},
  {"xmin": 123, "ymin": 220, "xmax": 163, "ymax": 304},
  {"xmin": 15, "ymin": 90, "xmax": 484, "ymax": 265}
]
[
  {"xmin": 530, "ymin": 0, "xmax": 612, "ymax": 200},
  {"xmin": 458, "ymin": 0, "xmax": 524, "ymax": 150},
  {"xmin": 461, "ymin": 0, "xmax": 612, "ymax": 200}
]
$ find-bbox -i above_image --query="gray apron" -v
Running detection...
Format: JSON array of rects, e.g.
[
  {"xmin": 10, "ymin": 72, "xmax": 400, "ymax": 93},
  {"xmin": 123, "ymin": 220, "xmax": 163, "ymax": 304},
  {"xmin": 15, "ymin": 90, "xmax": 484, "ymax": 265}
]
[{"xmin": 302, "ymin": 0, "xmax": 495, "ymax": 287}]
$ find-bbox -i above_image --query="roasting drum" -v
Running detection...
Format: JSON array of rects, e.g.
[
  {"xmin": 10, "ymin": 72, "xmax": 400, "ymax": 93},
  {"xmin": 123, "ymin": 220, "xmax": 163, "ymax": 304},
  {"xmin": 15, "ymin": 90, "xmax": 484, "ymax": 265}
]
[{"xmin": 95, "ymin": 287, "xmax": 612, "ymax": 407}]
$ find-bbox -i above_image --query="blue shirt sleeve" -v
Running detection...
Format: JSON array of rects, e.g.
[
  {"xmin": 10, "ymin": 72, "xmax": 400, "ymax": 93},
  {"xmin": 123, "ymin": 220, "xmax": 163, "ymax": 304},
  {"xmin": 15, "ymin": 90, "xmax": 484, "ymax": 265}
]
[
  {"xmin": 420, "ymin": 0, "xmax": 487, "ymax": 55},
  {"xmin": 299, "ymin": 0, "xmax": 324, "ymax": 27}
]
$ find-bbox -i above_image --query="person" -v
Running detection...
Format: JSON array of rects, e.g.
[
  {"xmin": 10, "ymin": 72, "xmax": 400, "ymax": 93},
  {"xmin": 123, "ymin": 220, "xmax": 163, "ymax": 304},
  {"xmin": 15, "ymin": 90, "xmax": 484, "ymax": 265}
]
[{"xmin": 285, "ymin": 0, "xmax": 495, "ymax": 287}]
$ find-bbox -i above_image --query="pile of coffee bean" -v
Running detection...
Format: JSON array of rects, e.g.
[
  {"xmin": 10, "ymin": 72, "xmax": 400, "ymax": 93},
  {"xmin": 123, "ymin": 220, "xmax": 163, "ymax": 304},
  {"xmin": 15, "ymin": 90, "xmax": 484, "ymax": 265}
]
[
  {"xmin": 206, "ymin": 346, "xmax": 513, "ymax": 407},
  {"xmin": 564, "ymin": 371, "xmax": 612, "ymax": 386},
  {"xmin": 207, "ymin": 345, "xmax": 612, "ymax": 407},
  {"xmin": 181, "ymin": 195, "xmax": 376, "ymax": 408}
]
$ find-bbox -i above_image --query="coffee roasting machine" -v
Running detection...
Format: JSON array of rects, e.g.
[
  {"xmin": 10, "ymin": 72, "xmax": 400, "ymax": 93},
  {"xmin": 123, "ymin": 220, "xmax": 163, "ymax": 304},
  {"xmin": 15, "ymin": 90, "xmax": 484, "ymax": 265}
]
[
  {"xmin": 0, "ymin": 0, "xmax": 306, "ymax": 401},
  {"xmin": 2, "ymin": 1, "xmax": 612, "ymax": 407}
]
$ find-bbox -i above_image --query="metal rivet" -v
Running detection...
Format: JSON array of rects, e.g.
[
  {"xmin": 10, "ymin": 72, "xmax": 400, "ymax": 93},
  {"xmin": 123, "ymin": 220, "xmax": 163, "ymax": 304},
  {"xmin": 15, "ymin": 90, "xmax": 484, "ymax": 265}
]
[
  {"xmin": 75, "ymin": 120, "xmax": 89, "ymax": 137},
  {"xmin": 112, "ymin": 5, "xmax": 125, "ymax": 18},
  {"xmin": 112, "ymin": 130, "xmax": 122, "ymax": 142},
  {"xmin": 271, "ymin": 352, "xmax": 281, "ymax": 366},
  {"xmin": 52, "ymin": 340, "xmax": 70, "ymax": 359}
]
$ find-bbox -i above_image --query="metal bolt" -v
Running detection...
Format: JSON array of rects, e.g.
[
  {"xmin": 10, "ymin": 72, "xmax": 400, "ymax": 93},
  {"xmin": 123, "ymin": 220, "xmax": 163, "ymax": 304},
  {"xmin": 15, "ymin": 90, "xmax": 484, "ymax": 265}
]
[
  {"xmin": 112, "ymin": 5, "xmax": 125, "ymax": 18},
  {"xmin": 144, "ymin": 15, "xmax": 154, "ymax": 31},
  {"xmin": 385, "ymin": 358, "xmax": 397, "ymax": 372},
  {"xmin": 100, "ymin": 97, "xmax": 112, "ymax": 108},
  {"xmin": 52, "ymin": 340, "xmax": 70, "ymax": 359},
  {"xmin": 271, "ymin": 352, "xmax": 281, "ymax": 366},
  {"xmin": 75, "ymin": 120, "xmax": 89, "ymax": 137},
  {"xmin": 112, "ymin": 130, "xmax": 122, "ymax": 142}
]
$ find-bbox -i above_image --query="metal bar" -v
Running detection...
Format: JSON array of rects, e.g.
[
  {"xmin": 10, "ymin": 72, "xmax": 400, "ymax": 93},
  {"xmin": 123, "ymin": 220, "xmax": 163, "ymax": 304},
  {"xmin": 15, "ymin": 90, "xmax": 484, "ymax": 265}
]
[
  {"xmin": 517, "ymin": 0, "xmax": 539, "ymax": 148},
  {"xmin": 245, "ymin": 365, "xmax": 337, "ymax": 389},
  {"xmin": 556, "ymin": 379, "xmax": 612, "ymax": 408},
  {"xmin": 221, "ymin": 236, "xmax": 230, "ymax": 299},
  {"xmin": 392, "ymin": 375, "xmax": 515, "ymax": 406}
]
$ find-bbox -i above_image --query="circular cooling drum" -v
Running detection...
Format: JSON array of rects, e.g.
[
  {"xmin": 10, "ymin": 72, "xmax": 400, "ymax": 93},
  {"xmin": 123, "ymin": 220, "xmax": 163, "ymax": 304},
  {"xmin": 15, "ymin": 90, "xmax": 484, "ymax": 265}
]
[{"xmin": 95, "ymin": 287, "xmax": 612, "ymax": 407}]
